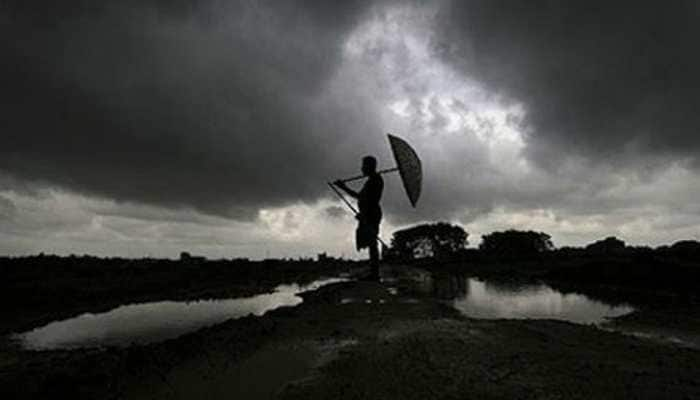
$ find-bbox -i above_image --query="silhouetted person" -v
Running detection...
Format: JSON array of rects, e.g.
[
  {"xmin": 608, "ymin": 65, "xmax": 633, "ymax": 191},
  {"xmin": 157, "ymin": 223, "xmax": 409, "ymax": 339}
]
[{"xmin": 335, "ymin": 156, "xmax": 384, "ymax": 280}]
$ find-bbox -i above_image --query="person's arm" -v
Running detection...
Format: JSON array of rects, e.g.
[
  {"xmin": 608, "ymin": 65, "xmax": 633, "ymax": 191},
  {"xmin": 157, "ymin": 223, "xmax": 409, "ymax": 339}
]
[{"xmin": 333, "ymin": 180, "xmax": 359, "ymax": 199}]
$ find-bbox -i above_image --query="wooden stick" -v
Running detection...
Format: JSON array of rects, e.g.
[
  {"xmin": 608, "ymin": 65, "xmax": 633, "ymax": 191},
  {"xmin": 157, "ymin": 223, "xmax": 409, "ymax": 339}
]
[
  {"xmin": 327, "ymin": 182, "xmax": 358, "ymax": 215},
  {"xmin": 327, "ymin": 181, "xmax": 388, "ymax": 248},
  {"xmin": 339, "ymin": 167, "xmax": 399, "ymax": 183}
]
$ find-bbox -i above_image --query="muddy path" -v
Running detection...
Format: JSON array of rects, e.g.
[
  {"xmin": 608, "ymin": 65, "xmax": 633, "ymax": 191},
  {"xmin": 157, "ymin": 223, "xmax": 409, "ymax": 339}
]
[{"xmin": 153, "ymin": 282, "xmax": 700, "ymax": 400}]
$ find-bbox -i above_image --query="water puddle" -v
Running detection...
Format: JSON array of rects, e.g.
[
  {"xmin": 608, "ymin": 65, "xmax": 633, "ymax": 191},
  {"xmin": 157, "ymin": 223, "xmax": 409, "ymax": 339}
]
[
  {"xmin": 387, "ymin": 271, "xmax": 634, "ymax": 324},
  {"xmin": 451, "ymin": 278, "xmax": 634, "ymax": 324},
  {"xmin": 12, "ymin": 277, "xmax": 347, "ymax": 350}
]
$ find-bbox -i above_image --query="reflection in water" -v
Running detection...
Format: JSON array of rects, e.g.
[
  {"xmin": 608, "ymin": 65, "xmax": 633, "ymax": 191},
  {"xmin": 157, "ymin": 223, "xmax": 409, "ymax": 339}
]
[
  {"xmin": 431, "ymin": 273, "xmax": 468, "ymax": 299},
  {"xmin": 381, "ymin": 268, "xmax": 633, "ymax": 324},
  {"xmin": 452, "ymin": 278, "xmax": 634, "ymax": 324},
  {"xmin": 14, "ymin": 278, "xmax": 346, "ymax": 350}
]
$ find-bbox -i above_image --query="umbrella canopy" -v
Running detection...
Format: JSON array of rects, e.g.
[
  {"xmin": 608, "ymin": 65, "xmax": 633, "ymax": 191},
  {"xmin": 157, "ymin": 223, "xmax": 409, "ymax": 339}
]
[{"xmin": 388, "ymin": 134, "xmax": 422, "ymax": 207}]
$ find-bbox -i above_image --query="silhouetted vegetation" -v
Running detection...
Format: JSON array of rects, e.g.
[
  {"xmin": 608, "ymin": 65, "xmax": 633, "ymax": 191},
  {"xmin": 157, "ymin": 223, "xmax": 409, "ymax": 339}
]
[
  {"xmin": 585, "ymin": 236, "xmax": 626, "ymax": 255},
  {"xmin": 668, "ymin": 240, "xmax": 700, "ymax": 259},
  {"xmin": 479, "ymin": 229, "xmax": 554, "ymax": 257},
  {"xmin": 381, "ymin": 224, "xmax": 700, "ymax": 304},
  {"xmin": 385, "ymin": 222, "xmax": 468, "ymax": 261}
]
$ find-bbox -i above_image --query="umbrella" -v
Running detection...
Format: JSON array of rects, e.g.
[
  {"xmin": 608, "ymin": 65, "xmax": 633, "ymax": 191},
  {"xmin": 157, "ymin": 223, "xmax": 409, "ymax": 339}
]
[
  {"xmin": 328, "ymin": 133, "xmax": 422, "ymax": 209},
  {"xmin": 387, "ymin": 134, "xmax": 422, "ymax": 207}
]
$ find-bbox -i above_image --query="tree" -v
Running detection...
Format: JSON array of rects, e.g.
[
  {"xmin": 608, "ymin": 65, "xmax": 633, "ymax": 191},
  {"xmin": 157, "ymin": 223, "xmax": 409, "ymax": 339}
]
[
  {"xmin": 389, "ymin": 222, "xmax": 468, "ymax": 260},
  {"xmin": 668, "ymin": 240, "xmax": 700, "ymax": 260},
  {"xmin": 479, "ymin": 229, "xmax": 553, "ymax": 256},
  {"xmin": 585, "ymin": 236, "xmax": 626, "ymax": 255}
]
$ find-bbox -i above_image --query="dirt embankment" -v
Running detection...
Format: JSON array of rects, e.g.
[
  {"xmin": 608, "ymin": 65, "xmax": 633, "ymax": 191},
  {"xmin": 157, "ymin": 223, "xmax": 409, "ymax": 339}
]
[{"xmin": 3, "ymin": 279, "xmax": 700, "ymax": 399}]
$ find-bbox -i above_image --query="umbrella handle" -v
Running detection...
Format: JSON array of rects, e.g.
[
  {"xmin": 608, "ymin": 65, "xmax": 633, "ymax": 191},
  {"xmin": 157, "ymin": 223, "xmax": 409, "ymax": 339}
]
[{"xmin": 338, "ymin": 167, "xmax": 399, "ymax": 183}]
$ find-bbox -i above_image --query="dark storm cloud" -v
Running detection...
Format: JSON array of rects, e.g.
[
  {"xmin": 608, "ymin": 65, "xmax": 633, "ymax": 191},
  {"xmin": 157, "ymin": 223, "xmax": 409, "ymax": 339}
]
[
  {"xmin": 0, "ymin": 0, "xmax": 378, "ymax": 219},
  {"xmin": 435, "ymin": 0, "xmax": 700, "ymax": 168}
]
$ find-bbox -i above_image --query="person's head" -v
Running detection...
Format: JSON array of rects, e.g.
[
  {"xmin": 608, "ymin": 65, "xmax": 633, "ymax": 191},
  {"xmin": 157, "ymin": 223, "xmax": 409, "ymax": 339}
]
[{"xmin": 361, "ymin": 155, "xmax": 377, "ymax": 176}]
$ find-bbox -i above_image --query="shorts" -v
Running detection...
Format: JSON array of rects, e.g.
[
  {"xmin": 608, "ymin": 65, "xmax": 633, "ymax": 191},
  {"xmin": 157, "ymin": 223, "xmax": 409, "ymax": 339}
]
[{"xmin": 355, "ymin": 214, "xmax": 381, "ymax": 251}]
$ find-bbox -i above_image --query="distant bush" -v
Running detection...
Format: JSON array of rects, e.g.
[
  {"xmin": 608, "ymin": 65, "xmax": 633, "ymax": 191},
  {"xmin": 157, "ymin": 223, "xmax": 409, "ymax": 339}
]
[
  {"xmin": 667, "ymin": 240, "xmax": 700, "ymax": 260},
  {"xmin": 479, "ymin": 229, "xmax": 553, "ymax": 256},
  {"xmin": 387, "ymin": 222, "xmax": 468, "ymax": 261},
  {"xmin": 585, "ymin": 236, "xmax": 626, "ymax": 255}
]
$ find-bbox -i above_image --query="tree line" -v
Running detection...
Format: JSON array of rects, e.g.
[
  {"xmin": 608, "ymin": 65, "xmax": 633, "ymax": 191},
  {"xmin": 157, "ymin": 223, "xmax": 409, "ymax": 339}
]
[{"xmin": 382, "ymin": 222, "xmax": 700, "ymax": 262}]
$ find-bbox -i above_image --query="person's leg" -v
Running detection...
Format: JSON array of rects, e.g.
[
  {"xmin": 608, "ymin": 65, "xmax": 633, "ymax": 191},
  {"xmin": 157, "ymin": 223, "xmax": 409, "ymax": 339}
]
[{"xmin": 369, "ymin": 239, "xmax": 380, "ymax": 280}]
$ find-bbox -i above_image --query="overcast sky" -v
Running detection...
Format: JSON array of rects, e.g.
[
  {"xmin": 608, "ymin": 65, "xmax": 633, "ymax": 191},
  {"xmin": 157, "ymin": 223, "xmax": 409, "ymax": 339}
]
[{"xmin": 2, "ymin": 0, "xmax": 700, "ymax": 258}]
